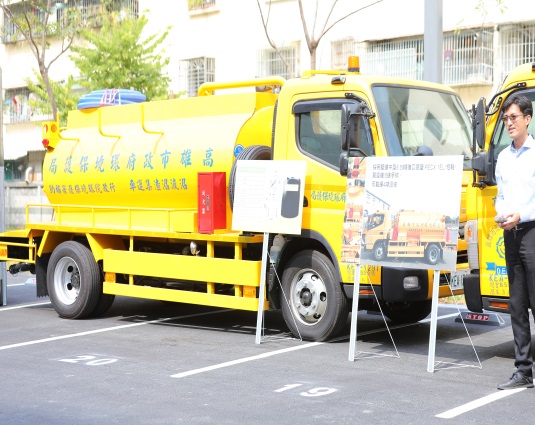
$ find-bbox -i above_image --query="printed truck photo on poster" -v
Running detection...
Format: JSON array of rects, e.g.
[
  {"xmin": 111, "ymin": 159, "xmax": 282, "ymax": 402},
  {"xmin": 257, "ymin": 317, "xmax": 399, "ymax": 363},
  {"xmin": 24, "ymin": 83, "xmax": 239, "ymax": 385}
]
[{"xmin": 358, "ymin": 155, "xmax": 464, "ymax": 271}]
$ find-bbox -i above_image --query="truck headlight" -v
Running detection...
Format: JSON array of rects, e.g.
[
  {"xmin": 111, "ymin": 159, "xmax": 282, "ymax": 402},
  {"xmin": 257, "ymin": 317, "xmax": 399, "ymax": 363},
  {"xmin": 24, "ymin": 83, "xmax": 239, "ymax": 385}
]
[{"xmin": 403, "ymin": 276, "xmax": 420, "ymax": 290}]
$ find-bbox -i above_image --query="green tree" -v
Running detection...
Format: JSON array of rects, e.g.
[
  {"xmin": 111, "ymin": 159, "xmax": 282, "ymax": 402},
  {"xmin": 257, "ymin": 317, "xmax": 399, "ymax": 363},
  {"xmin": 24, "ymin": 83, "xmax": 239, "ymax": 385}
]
[
  {"xmin": 0, "ymin": 0, "xmax": 83, "ymax": 118},
  {"xmin": 25, "ymin": 72, "xmax": 80, "ymax": 126},
  {"xmin": 69, "ymin": 13, "xmax": 171, "ymax": 99}
]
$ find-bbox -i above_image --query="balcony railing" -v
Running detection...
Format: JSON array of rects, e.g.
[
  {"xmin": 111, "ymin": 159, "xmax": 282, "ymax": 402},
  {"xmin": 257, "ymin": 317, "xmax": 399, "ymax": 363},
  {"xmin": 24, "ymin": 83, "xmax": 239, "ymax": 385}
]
[
  {"xmin": 356, "ymin": 28, "xmax": 494, "ymax": 86},
  {"xmin": 2, "ymin": 0, "xmax": 139, "ymax": 43},
  {"xmin": 2, "ymin": 87, "xmax": 53, "ymax": 125}
]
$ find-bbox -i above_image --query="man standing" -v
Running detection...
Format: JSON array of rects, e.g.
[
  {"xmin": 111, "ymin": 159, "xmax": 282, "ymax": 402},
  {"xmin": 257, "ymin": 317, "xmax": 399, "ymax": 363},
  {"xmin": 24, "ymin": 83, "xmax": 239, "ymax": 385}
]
[{"xmin": 495, "ymin": 93, "xmax": 535, "ymax": 390}]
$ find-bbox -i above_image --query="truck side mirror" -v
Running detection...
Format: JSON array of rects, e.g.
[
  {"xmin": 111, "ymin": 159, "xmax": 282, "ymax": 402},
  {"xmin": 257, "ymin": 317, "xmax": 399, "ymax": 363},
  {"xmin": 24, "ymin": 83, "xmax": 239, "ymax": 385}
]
[
  {"xmin": 474, "ymin": 97, "xmax": 487, "ymax": 150},
  {"xmin": 341, "ymin": 103, "xmax": 359, "ymax": 151},
  {"xmin": 472, "ymin": 150, "xmax": 488, "ymax": 177}
]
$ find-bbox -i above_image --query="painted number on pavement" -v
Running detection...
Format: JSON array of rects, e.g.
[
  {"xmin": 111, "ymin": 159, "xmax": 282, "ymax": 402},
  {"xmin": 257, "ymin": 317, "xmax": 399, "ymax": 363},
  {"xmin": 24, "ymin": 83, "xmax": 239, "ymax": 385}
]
[
  {"xmin": 59, "ymin": 355, "xmax": 118, "ymax": 366},
  {"xmin": 275, "ymin": 384, "xmax": 337, "ymax": 397}
]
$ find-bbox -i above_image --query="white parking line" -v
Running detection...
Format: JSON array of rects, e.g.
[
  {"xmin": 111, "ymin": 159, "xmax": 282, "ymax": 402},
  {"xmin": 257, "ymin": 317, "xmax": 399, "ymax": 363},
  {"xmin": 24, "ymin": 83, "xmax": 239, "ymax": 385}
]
[
  {"xmin": 0, "ymin": 301, "xmax": 51, "ymax": 311},
  {"xmin": 0, "ymin": 309, "xmax": 231, "ymax": 351},
  {"xmin": 172, "ymin": 311, "xmax": 461, "ymax": 378},
  {"xmin": 436, "ymin": 388, "xmax": 526, "ymax": 418},
  {"xmin": 171, "ymin": 342, "xmax": 323, "ymax": 378},
  {"xmin": 7, "ymin": 283, "xmax": 26, "ymax": 287}
]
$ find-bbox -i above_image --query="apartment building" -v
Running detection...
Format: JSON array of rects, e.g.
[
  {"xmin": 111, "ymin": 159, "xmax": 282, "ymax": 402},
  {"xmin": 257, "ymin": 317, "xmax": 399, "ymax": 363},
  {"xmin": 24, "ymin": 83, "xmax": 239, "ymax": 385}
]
[{"xmin": 1, "ymin": 0, "xmax": 534, "ymax": 227}]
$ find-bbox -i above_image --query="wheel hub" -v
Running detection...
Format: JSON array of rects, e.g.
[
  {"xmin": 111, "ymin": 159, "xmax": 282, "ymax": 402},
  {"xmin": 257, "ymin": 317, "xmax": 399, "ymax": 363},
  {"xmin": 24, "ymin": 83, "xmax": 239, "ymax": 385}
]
[
  {"xmin": 54, "ymin": 257, "xmax": 81, "ymax": 306},
  {"xmin": 291, "ymin": 270, "xmax": 327, "ymax": 324}
]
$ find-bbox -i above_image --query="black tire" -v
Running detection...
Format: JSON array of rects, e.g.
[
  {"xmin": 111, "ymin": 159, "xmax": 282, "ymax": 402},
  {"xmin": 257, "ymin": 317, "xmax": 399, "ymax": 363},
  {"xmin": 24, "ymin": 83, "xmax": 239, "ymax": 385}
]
[
  {"xmin": 280, "ymin": 250, "xmax": 349, "ymax": 341},
  {"xmin": 373, "ymin": 241, "xmax": 387, "ymax": 262},
  {"xmin": 425, "ymin": 244, "xmax": 441, "ymax": 266},
  {"xmin": 381, "ymin": 300, "xmax": 432, "ymax": 323},
  {"xmin": 91, "ymin": 293, "xmax": 115, "ymax": 317},
  {"xmin": 47, "ymin": 241, "xmax": 102, "ymax": 319},
  {"xmin": 35, "ymin": 254, "xmax": 50, "ymax": 298},
  {"xmin": 229, "ymin": 145, "xmax": 272, "ymax": 210}
]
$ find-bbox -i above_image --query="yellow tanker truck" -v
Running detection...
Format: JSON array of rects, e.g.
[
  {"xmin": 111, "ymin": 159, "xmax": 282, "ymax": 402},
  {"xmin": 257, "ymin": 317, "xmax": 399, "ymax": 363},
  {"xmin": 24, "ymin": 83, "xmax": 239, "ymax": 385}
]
[{"xmin": 0, "ymin": 58, "xmax": 473, "ymax": 341}]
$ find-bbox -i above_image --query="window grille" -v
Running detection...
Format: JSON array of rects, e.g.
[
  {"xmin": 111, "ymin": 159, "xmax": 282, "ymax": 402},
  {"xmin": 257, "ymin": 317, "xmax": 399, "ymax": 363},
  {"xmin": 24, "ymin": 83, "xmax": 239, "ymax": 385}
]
[
  {"xmin": 357, "ymin": 29, "xmax": 493, "ymax": 86},
  {"xmin": 331, "ymin": 38, "xmax": 356, "ymax": 70},
  {"xmin": 2, "ymin": 86, "xmax": 51, "ymax": 124},
  {"xmin": 499, "ymin": 22, "xmax": 535, "ymax": 78},
  {"xmin": 2, "ymin": 0, "xmax": 139, "ymax": 42},
  {"xmin": 179, "ymin": 57, "xmax": 216, "ymax": 97},
  {"xmin": 443, "ymin": 28, "xmax": 493, "ymax": 86},
  {"xmin": 357, "ymin": 38, "xmax": 424, "ymax": 80},
  {"xmin": 257, "ymin": 45, "xmax": 299, "ymax": 79}
]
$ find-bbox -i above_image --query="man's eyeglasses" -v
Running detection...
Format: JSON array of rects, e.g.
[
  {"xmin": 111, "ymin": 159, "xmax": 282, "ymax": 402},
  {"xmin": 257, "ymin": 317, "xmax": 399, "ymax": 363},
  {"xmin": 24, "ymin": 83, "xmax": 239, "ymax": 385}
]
[{"xmin": 501, "ymin": 114, "xmax": 526, "ymax": 123}]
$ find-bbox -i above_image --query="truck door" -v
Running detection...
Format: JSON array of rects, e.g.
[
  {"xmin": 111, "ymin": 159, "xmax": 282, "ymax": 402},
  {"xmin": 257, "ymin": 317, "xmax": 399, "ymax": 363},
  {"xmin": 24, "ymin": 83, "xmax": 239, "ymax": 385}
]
[{"xmin": 283, "ymin": 95, "xmax": 375, "ymax": 284}]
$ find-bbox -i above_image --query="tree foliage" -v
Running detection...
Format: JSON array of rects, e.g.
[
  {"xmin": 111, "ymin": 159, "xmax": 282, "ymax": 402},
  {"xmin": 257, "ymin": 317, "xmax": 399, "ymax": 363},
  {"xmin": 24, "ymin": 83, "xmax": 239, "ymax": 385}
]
[
  {"xmin": 0, "ymin": 0, "xmax": 83, "ymax": 117},
  {"xmin": 69, "ymin": 13, "xmax": 171, "ymax": 100},
  {"xmin": 26, "ymin": 72, "xmax": 80, "ymax": 126}
]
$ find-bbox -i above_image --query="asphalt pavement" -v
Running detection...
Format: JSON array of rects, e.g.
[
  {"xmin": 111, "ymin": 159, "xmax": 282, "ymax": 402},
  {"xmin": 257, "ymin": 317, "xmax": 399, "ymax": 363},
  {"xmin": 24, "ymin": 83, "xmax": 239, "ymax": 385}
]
[{"xmin": 1, "ymin": 271, "xmax": 534, "ymax": 425}]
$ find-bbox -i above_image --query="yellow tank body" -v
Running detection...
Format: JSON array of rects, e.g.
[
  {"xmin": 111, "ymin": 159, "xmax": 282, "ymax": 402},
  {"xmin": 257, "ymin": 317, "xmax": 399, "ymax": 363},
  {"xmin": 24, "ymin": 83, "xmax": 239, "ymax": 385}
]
[{"xmin": 43, "ymin": 91, "xmax": 278, "ymax": 213}]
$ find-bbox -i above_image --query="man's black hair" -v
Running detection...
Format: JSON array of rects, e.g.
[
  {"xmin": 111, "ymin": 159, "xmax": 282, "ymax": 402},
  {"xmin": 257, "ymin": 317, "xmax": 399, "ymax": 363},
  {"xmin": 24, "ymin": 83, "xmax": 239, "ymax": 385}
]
[{"xmin": 502, "ymin": 93, "xmax": 533, "ymax": 117}]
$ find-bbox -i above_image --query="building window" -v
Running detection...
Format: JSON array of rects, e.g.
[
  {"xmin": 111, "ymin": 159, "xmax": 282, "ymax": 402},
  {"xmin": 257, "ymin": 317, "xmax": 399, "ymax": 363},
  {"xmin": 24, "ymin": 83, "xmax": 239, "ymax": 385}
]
[
  {"xmin": 2, "ymin": 86, "xmax": 51, "ymax": 124},
  {"xmin": 443, "ymin": 28, "xmax": 493, "ymax": 86},
  {"xmin": 357, "ymin": 29, "xmax": 493, "ymax": 86},
  {"xmin": 56, "ymin": 0, "xmax": 139, "ymax": 27},
  {"xmin": 179, "ymin": 57, "xmax": 216, "ymax": 97},
  {"xmin": 357, "ymin": 37, "xmax": 424, "ymax": 80},
  {"xmin": 499, "ymin": 22, "xmax": 535, "ymax": 79},
  {"xmin": 331, "ymin": 38, "xmax": 356, "ymax": 70},
  {"xmin": 257, "ymin": 45, "xmax": 299, "ymax": 79},
  {"xmin": 2, "ymin": 0, "xmax": 139, "ymax": 43}
]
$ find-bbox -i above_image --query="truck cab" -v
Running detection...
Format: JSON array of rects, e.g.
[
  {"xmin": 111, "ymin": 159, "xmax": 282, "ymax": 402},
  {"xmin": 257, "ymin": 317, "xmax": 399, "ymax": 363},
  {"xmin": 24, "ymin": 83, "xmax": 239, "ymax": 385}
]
[{"xmin": 464, "ymin": 62, "xmax": 535, "ymax": 314}]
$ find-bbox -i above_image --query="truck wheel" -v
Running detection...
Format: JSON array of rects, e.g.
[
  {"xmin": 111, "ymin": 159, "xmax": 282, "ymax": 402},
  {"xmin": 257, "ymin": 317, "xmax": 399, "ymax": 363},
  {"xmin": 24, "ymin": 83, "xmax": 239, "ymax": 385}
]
[
  {"xmin": 381, "ymin": 300, "xmax": 432, "ymax": 323},
  {"xmin": 281, "ymin": 250, "xmax": 348, "ymax": 341},
  {"xmin": 229, "ymin": 145, "xmax": 272, "ymax": 210},
  {"xmin": 47, "ymin": 241, "xmax": 102, "ymax": 319},
  {"xmin": 425, "ymin": 244, "xmax": 441, "ymax": 265},
  {"xmin": 373, "ymin": 241, "xmax": 387, "ymax": 261}
]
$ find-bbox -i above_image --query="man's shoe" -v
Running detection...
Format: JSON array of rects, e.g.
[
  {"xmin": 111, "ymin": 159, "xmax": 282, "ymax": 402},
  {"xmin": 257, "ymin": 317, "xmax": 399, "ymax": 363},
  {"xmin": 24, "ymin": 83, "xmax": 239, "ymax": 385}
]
[{"xmin": 497, "ymin": 371, "xmax": 534, "ymax": 390}]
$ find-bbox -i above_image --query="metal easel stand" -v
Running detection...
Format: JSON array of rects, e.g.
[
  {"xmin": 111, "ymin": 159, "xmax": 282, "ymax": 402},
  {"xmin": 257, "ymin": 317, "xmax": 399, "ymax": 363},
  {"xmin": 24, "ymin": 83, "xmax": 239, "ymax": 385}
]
[
  {"xmin": 255, "ymin": 232, "xmax": 299, "ymax": 344},
  {"xmin": 427, "ymin": 270, "xmax": 482, "ymax": 372},
  {"xmin": 348, "ymin": 265, "xmax": 400, "ymax": 361}
]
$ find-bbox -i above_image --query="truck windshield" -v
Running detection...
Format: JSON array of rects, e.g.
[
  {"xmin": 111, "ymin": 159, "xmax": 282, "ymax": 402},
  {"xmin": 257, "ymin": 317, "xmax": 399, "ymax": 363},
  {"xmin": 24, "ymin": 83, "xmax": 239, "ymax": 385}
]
[{"xmin": 372, "ymin": 85, "xmax": 473, "ymax": 169}]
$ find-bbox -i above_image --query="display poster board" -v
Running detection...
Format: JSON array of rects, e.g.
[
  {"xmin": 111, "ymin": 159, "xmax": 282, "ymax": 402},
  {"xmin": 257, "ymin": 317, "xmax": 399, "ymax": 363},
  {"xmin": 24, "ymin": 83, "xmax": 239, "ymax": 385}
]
[
  {"xmin": 232, "ymin": 160, "xmax": 307, "ymax": 235},
  {"xmin": 341, "ymin": 157, "xmax": 367, "ymax": 265},
  {"xmin": 348, "ymin": 155, "xmax": 464, "ymax": 272}
]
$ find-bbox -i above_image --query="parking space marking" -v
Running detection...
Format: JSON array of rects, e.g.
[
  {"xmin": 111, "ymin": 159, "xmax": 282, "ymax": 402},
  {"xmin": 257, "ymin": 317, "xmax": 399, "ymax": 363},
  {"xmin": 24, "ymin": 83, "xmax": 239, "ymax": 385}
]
[
  {"xmin": 173, "ymin": 311, "xmax": 462, "ymax": 378},
  {"xmin": 436, "ymin": 388, "xmax": 526, "ymax": 418},
  {"xmin": 171, "ymin": 342, "xmax": 323, "ymax": 378},
  {"xmin": 0, "ymin": 301, "xmax": 51, "ymax": 311},
  {"xmin": 0, "ymin": 309, "xmax": 230, "ymax": 351}
]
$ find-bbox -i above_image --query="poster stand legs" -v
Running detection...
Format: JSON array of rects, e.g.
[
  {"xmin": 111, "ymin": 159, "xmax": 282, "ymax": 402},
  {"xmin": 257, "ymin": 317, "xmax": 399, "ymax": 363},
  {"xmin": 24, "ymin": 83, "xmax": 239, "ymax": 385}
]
[
  {"xmin": 348, "ymin": 265, "xmax": 361, "ymax": 361},
  {"xmin": 348, "ymin": 265, "xmax": 399, "ymax": 362},
  {"xmin": 427, "ymin": 270, "xmax": 440, "ymax": 372},
  {"xmin": 255, "ymin": 232, "xmax": 270, "ymax": 345},
  {"xmin": 428, "ymin": 271, "xmax": 482, "ymax": 372}
]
